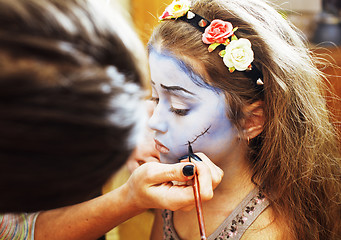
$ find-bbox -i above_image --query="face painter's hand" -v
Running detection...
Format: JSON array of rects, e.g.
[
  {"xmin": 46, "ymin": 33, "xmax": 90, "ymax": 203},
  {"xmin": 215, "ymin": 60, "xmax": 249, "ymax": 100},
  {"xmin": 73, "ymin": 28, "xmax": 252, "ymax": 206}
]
[
  {"xmin": 124, "ymin": 161, "xmax": 214, "ymax": 211},
  {"xmin": 177, "ymin": 153, "xmax": 223, "ymax": 211},
  {"xmin": 181, "ymin": 152, "xmax": 224, "ymax": 191}
]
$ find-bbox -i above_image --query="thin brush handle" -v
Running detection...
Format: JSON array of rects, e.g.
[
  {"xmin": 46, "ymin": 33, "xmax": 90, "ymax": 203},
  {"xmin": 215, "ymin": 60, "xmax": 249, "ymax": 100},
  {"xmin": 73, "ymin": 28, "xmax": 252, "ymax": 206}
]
[
  {"xmin": 188, "ymin": 142, "xmax": 207, "ymax": 239},
  {"xmin": 193, "ymin": 172, "xmax": 207, "ymax": 240}
]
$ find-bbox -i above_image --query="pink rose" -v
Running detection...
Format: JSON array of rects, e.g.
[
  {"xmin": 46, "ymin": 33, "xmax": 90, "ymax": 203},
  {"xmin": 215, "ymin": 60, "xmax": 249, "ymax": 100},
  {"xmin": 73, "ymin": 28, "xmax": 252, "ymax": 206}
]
[{"xmin": 202, "ymin": 19, "xmax": 234, "ymax": 44}]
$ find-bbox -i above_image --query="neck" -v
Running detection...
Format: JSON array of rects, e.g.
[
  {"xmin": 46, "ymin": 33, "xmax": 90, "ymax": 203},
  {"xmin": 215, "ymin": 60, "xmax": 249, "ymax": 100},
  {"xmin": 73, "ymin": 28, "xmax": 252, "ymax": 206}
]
[
  {"xmin": 172, "ymin": 140, "xmax": 257, "ymax": 239},
  {"xmin": 211, "ymin": 140, "xmax": 255, "ymax": 207}
]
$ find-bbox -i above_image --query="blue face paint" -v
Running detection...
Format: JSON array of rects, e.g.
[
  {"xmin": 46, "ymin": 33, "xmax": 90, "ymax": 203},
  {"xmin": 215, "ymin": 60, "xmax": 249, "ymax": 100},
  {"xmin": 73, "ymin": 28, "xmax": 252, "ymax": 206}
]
[
  {"xmin": 148, "ymin": 50, "xmax": 238, "ymax": 164},
  {"xmin": 149, "ymin": 48, "xmax": 219, "ymax": 92}
]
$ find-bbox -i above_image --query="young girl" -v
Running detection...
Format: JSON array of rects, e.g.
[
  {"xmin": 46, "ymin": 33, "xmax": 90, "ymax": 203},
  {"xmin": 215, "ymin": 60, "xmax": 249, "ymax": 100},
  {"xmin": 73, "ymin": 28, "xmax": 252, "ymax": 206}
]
[{"xmin": 148, "ymin": 0, "xmax": 341, "ymax": 239}]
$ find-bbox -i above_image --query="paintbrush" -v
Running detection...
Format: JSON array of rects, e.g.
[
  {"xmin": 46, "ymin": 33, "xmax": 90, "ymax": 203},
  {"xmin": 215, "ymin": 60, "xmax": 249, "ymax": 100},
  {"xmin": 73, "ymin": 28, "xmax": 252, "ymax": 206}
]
[{"xmin": 188, "ymin": 142, "xmax": 207, "ymax": 240}]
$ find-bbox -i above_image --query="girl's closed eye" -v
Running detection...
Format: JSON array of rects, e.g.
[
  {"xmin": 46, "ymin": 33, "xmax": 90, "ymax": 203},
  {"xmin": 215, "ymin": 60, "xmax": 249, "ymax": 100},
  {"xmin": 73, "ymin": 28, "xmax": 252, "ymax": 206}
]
[
  {"xmin": 170, "ymin": 106, "xmax": 190, "ymax": 116},
  {"xmin": 170, "ymin": 97, "xmax": 191, "ymax": 116}
]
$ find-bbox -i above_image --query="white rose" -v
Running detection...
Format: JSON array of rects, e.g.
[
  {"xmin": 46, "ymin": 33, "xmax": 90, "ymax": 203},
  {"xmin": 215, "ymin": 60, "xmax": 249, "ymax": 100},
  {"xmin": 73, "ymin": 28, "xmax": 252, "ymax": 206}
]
[
  {"xmin": 166, "ymin": 0, "xmax": 191, "ymax": 18},
  {"xmin": 223, "ymin": 38, "xmax": 254, "ymax": 71}
]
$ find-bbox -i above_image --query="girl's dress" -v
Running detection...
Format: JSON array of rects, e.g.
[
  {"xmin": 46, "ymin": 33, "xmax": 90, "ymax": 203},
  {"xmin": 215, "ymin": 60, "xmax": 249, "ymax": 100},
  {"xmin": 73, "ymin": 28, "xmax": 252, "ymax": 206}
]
[{"xmin": 162, "ymin": 188, "xmax": 269, "ymax": 240}]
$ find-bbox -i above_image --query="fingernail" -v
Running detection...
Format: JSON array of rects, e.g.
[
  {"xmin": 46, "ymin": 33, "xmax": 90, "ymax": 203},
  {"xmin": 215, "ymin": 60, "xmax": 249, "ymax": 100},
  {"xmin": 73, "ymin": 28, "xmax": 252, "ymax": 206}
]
[
  {"xmin": 182, "ymin": 165, "xmax": 194, "ymax": 176},
  {"xmin": 178, "ymin": 155, "xmax": 189, "ymax": 161}
]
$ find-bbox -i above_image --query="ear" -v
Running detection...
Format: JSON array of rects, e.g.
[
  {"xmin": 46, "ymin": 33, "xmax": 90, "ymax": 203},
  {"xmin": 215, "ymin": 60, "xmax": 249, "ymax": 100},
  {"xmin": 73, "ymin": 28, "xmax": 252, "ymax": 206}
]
[{"xmin": 242, "ymin": 101, "xmax": 265, "ymax": 140}]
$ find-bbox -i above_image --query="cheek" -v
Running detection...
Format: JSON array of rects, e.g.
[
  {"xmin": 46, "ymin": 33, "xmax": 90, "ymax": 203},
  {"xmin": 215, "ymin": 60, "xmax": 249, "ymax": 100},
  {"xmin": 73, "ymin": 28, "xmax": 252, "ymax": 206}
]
[
  {"xmin": 193, "ymin": 120, "xmax": 234, "ymax": 153},
  {"xmin": 168, "ymin": 109, "xmax": 229, "ymax": 155},
  {"xmin": 166, "ymin": 118, "xmax": 198, "ymax": 154},
  {"xmin": 187, "ymin": 102, "xmax": 235, "ymax": 158}
]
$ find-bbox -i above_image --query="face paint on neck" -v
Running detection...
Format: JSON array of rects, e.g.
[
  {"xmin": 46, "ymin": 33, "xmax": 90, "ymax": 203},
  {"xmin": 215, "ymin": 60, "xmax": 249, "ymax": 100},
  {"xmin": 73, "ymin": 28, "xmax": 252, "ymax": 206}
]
[{"xmin": 148, "ymin": 49, "xmax": 238, "ymax": 164}]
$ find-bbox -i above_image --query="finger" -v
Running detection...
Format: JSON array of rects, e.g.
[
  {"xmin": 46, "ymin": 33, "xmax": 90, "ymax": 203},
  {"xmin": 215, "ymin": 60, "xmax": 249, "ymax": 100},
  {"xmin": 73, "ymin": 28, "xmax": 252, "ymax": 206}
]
[
  {"xmin": 136, "ymin": 156, "xmax": 160, "ymax": 166},
  {"xmin": 180, "ymin": 159, "xmax": 189, "ymax": 163},
  {"xmin": 194, "ymin": 152, "xmax": 224, "ymax": 189},
  {"xmin": 181, "ymin": 153, "xmax": 223, "ymax": 190},
  {"xmin": 126, "ymin": 148, "xmax": 160, "ymax": 173},
  {"xmin": 146, "ymin": 181, "xmax": 197, "ymax": 211},
  {"xmin": 138, "ymin": 162, "xmax": 196, "ymax": 184},
  {"xmin": 178, "ymin": 204, "xmax": 195, "ymax": 212},
  {"xmin": 126, "ymin": 159, "xmax": 140, "ymax": 173},
  {"xmin": 191, "ymin": 161, "xmax": 214, "ymax": 201}
]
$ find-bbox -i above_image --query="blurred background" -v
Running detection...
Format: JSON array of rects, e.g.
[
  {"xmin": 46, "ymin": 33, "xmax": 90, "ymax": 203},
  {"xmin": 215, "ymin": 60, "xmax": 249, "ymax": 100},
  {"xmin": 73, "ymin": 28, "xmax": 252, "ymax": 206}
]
[{"xmin": 114, "ymin": 0, "xmax": 341, "ymax": 46}]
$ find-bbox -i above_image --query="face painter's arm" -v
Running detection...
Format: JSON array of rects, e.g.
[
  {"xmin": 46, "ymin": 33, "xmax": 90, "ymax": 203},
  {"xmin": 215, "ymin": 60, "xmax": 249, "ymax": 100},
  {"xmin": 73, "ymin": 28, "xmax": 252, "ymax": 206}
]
[{"xmin": 35, "ymin": 161, "xmax": 216, "ymax": 240}]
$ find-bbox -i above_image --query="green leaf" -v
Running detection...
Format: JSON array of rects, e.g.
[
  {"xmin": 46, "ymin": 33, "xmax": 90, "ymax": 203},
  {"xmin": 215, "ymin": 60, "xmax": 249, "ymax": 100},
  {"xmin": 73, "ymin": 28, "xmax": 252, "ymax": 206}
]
[
  {"xmin": 219, "ymin": 50, "xmax": 226, "ymax": 57},
  {"xmin": 231, "ymin": 35, "xmax": 238, "ymax": 41},
  {"xmin": 208, "ymin": 43, "xmax": 220, "ymax": 52},
  {"xmin": 232, "ymin": 27, "xmax": 239, "ymax": 33}
]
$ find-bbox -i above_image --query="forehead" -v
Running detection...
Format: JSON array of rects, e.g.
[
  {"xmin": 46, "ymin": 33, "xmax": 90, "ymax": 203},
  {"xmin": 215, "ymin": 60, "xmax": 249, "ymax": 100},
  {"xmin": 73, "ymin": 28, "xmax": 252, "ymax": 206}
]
[{"xmin": 149, "ymin": 50, "xmax": 218, "ymax": 92}]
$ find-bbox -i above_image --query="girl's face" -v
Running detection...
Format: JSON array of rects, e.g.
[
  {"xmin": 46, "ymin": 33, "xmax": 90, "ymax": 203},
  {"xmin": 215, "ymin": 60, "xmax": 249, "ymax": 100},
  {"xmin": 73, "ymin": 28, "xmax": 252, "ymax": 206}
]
[{"xmin": 148, "ymin": 51, "xmax": 238, "ymax": 164}]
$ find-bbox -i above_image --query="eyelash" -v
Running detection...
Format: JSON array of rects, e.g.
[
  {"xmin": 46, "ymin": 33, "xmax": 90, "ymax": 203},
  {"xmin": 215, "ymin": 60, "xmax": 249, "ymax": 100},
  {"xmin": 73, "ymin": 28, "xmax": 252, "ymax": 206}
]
[
  {"xmin": 170, "ymin": 107, "xmax": 190, "ymax": 116},
  {"xmin": 150, "ymin": 97, "xmax": 190, "ymax": 116}
]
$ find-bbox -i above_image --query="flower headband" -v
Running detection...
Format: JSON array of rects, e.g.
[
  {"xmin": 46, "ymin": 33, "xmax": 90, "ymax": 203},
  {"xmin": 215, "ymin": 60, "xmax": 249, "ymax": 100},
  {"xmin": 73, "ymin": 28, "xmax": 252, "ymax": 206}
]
[{"xmin": 159, "ymin": 0, "xmax": 264, "ymax": 87}]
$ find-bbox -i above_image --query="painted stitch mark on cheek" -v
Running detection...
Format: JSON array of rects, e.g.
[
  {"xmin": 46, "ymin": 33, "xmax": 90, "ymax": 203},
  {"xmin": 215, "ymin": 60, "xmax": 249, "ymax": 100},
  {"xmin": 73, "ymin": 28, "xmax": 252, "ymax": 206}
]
[{"xmin": 186, "ymin": 125, "xmax": 211, "ymax": 145}]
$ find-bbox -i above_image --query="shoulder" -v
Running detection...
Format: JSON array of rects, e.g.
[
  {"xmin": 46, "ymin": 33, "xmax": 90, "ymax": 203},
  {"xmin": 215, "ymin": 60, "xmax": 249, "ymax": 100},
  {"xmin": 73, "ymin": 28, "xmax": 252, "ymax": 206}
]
[{"xmin": 241, "ymin": 207, "xmax": 288, "ymax": 240}]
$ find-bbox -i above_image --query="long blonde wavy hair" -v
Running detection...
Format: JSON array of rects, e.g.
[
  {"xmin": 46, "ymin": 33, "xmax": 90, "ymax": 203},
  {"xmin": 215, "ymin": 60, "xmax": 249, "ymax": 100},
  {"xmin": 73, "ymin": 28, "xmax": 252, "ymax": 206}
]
[{"xmin": 149, "ymin": 0, "xmax": 341, "ymax": 239}]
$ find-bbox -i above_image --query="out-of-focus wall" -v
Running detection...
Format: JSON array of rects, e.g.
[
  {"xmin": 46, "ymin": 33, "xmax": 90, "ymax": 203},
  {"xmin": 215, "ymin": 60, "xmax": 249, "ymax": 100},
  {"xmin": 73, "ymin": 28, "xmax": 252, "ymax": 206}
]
[
  {"xmin": 273, "ymin": 0, "xmax": 321, "ymax": 12},
  {"xmin": 272, "ymin": 0, "xmax": 322, "ymax": 42},
  {"xmin": 131, "ymin": 0, "xmax": 170, "ymax": 44},
  {"xmin": 128, "ymin": 0, "xmax": 325, "ymax": 44},
  {"xmin": 108, "ymin": 0, "xmax": 169, "ymax": 44}
]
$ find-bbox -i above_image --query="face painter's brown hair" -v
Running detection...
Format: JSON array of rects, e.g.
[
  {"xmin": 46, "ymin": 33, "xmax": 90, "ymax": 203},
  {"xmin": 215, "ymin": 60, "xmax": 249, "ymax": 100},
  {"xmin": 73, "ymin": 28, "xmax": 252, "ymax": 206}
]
[
  {"xmin": 0, "ymin": 0, "xmax": 148, "ymax": 212},
  {"xmin": 149, "ymin": 0, "xmax": 341, "ymax": 239}
]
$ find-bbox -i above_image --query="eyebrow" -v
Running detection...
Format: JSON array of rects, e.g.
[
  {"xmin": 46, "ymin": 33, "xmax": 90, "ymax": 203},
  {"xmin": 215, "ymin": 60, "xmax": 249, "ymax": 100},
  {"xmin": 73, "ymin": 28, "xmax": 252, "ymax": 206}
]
[
  {"xmin": 161, "ymin": 84, "xmax": 195, "ymax": 95},
  {"xmin": 150, "ymin": 80, "xmax": 195, "ymax": 96}
]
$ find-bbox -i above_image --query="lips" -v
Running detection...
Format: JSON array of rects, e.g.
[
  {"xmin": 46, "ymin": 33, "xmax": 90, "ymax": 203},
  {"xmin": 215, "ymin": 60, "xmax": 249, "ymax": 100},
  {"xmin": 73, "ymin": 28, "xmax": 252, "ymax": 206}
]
[{"xmin": 154, "ymin": 139, "xmax": 170, "ymax": 154}]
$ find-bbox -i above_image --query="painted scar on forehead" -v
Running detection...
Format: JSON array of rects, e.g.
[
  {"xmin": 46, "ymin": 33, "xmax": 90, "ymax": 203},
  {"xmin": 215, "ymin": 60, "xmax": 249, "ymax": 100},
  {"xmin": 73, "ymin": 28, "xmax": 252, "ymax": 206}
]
[{"xmin": 185, "ymin": 125, "xmax": 211, "ymax": 145}]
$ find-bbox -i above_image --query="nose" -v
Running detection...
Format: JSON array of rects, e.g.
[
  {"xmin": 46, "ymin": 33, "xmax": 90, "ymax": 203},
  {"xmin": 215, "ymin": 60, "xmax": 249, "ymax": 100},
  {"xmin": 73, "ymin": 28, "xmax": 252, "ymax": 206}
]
[{"xmin": 148, "ymin": 104, "xmax": 168, "ymax": 133}]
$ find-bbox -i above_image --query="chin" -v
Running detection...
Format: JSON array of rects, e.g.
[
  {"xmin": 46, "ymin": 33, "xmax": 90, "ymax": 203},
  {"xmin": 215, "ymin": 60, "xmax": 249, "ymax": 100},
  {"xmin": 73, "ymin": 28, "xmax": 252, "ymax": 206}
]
[{"xmin": 160, "ymin": 154, "xmax": 179, "ymax": 164}]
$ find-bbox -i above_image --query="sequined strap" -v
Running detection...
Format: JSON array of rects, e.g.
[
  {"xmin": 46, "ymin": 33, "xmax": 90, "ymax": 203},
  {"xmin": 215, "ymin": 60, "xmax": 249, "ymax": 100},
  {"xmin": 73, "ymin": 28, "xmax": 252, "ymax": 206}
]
[
  {"xmin": 161, "ymin": 188, "xmax": 269, "ymax": 240},
  {"xmin": 162, "ymin": 209, "xmax": 180, "ymax": 240},
  {"xmin": 211, "ymin": 188, "xmax": 269, "ymax": 239}
]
